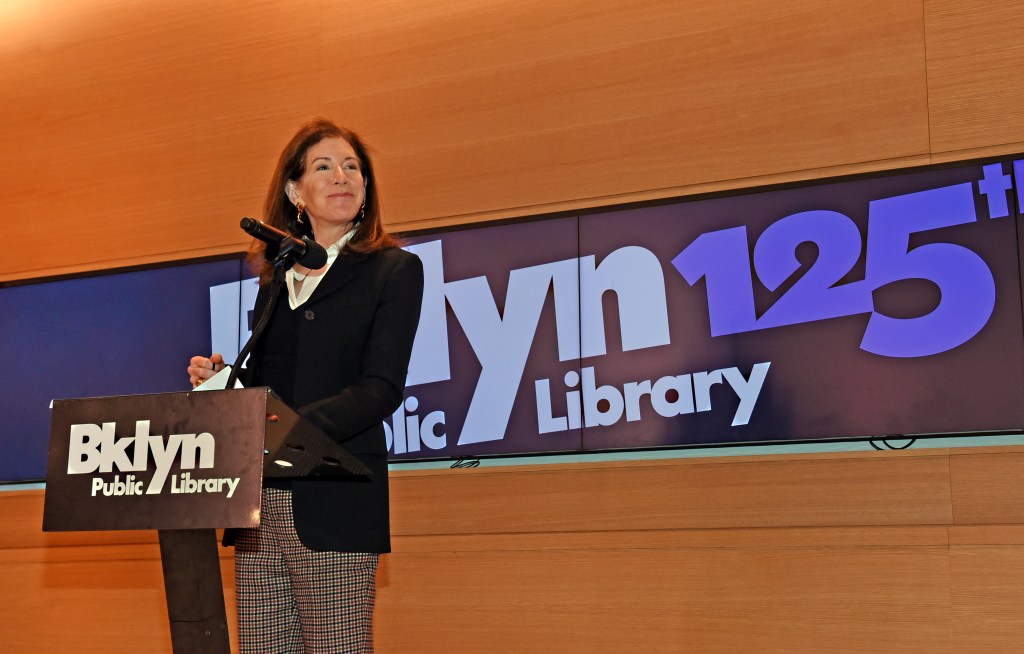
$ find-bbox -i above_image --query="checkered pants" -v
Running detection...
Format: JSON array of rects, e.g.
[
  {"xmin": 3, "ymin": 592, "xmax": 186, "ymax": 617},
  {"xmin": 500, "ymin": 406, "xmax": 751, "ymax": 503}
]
[{"xmin": 234, "ymin": 487, "xmax": 379, "ymax": 653}]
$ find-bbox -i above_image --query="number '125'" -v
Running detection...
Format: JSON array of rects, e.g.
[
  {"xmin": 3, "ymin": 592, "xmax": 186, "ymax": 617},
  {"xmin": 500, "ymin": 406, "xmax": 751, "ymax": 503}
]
[{"xmin": 671, "ymin": 183, "xmax": 995, "ymax": 358}]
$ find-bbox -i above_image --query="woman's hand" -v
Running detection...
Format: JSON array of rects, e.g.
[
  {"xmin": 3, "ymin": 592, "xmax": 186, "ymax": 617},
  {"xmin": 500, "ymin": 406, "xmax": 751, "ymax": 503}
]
[{"xmin": 188, "ymin": 353, "xmax": 224, "ymax": 388}]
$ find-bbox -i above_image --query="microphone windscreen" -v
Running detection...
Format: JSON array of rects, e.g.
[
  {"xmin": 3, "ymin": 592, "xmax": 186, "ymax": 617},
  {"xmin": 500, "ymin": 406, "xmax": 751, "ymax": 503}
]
[{"xmin": 298, "ymin": 239, "xmax": 328, "ymax": 269}]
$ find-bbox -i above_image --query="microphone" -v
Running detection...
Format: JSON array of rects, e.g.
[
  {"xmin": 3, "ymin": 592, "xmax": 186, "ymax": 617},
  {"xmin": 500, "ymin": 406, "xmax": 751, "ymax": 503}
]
[{"xmin": 240, "ymin": 217, "xmax": 328, "ymax": 269}]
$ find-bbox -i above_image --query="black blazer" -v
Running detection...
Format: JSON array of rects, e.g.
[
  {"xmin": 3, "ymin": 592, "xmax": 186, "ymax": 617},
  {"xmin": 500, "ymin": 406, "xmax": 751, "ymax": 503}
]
[{"xmin": 245, "ymin": 245, "xmax": 424, "ymax": 552}]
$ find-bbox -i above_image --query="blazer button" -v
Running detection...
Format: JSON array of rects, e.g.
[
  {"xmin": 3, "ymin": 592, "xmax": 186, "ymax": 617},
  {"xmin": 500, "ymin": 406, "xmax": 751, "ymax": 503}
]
[{"xmin": 304, "ymin": 310, "xmax": 315, "ymax": 321}]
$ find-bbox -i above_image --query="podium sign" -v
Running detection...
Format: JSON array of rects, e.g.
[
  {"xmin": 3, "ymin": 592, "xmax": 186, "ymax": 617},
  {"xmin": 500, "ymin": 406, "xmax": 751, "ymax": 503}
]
[
  {"xmin": 43, "ymin": 388, "xmax": 271, "ymax": 532},
  {"xmin": 42, "ymin": 387, "xmax": 371, "ymax": 653}
]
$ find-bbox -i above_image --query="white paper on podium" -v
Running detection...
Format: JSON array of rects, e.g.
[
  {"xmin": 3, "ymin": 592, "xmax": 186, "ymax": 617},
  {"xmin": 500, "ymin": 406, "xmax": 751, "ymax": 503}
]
[{"xmin": 195, "ymin": 365, "xmax": 245, "ymax": 391}]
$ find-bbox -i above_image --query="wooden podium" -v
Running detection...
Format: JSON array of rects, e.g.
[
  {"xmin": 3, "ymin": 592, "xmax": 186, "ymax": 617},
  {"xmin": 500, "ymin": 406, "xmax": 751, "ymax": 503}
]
[{"xmin": 42, "ymin": 388, "xmax": 370, "ymax": 654}]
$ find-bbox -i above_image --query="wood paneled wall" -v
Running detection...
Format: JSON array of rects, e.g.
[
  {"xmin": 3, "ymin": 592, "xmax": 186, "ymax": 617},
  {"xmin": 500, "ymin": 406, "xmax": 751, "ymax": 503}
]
[
  {"xmin": 1, "ymin": 0, "xmax": 1021, "ymax": 282},
  {"xmin": 925, "ymin": 0, "xmax": 1024, "ymax": 159},
  {"xmin": 6, "ymin": 447, "xmax": 1024, "ymax": 652}
]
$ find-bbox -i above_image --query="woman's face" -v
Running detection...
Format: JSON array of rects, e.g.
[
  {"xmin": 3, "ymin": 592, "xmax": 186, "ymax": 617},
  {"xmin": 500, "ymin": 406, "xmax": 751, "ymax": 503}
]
[{"xmin": 287, "ymin": 136, "xmax": 366, "ymax": 231}]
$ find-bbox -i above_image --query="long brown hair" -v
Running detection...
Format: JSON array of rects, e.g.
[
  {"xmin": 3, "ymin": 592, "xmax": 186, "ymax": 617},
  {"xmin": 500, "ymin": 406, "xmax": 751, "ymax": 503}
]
[{"xmin": 248, "ymin": 118, "xmax": 396, "ymax": 284}]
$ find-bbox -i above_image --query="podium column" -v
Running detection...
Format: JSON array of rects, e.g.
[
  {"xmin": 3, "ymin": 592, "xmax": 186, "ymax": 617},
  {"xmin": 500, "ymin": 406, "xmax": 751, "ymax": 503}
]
[{"xmin": 158, "ymin": 529, "xmax": 231, "ymax": 654}]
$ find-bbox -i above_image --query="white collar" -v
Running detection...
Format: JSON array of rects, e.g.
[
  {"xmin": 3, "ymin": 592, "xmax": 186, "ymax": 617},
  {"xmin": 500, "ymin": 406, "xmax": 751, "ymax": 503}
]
[
  {"xmin": 285, "ymin": 227, "xmax": 357, "ymax": 308},
  {"xmin": 324, "ymin": 227, "xmax": 358, "ymax": 256}
]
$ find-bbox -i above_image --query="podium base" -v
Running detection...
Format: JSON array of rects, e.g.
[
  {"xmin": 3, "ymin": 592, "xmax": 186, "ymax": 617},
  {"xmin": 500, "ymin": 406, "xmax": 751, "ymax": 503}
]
[{"xmin": 158, "ymin": 529, "xmax": 231, "ymax": 654}]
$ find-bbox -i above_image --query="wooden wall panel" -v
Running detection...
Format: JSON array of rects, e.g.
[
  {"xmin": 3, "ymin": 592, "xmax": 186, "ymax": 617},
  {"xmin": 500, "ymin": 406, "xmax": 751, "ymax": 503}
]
[
  {"xmin": 950, "ymin": 539, "xmax": 1024, "ymax": 654},
  {"xmin": 390, "ymin": 451, "xmax": 954, "ymax": 536},
  {"xmin": 3, "ymin": 0, "xmax": 1021, "ymax": 282},
  {"xmin": 950, "ymin": 449, "xmax": 1024, "ymax": 524},
  {"xmin": 377, "ymin": 544, "xmax": 952, "ymax": 654},
  {"xmin": 925, "ymin": 0, "xmax": 1024, "ymax": 157},
  {"xmin": 323, "ymin": 0, "xmax": 929, "ymax": 226},
  {"xmin": 0, "ymin": 552, "xmax": 239, "ymax": 653},
  {"xmin": 9, "ymin": 447, "xmax": 1024, "ymax": 652},
  {"xmin": 0, "ymin": 0, "xmax": 930, "ymax": 282},
  {"xmin": 0, "ymin": 0, "xmax": 323, "ymax": 282},
  {"xmin": 0, "ymin": 556, "xmax": 172, "ymax": 653}
]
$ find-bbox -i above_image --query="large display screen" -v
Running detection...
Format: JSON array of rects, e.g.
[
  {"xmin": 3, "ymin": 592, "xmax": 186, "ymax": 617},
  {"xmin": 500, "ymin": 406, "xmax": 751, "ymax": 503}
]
[
  {"xmin": 2, "ymin": 159, "xmax": 1022, "ymax": 481},
  {"xmin": 579, "ymin": 164, "xmax": 1024, "ymax": 450},
  {"xmin": 0, "ymin": 260, "xmax": 244, "ymax": 482},
  {"xmin": 395, "ymin": 160, "xmax": 1024, "ymax": 458}
]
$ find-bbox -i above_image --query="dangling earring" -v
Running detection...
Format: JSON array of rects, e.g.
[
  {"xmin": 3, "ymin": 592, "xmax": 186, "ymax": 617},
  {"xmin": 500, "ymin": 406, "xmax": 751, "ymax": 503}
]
[
  {"xmin": 359, "ymin": 202, "xmax": 365, "ymax": 223},
  {"xmin": 296, "ymin": 201, "xmax": 305, "ymax": 224}
]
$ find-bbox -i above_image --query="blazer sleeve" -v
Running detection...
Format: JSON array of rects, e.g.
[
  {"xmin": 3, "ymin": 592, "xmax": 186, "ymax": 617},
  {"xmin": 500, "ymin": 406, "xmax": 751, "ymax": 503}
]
[{"xmin": 297, "ymin": 250, "xmax": 425, "ymax": 443}]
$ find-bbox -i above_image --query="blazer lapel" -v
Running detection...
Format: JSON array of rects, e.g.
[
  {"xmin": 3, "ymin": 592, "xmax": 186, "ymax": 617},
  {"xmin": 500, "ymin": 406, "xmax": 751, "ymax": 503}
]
[{"xmin": 306, "ymin": 252, "xmax": 368, "ymax": 305}]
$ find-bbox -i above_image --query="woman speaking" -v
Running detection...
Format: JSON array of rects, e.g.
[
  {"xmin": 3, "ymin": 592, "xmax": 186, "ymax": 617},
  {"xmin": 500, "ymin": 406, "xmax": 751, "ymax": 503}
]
[{"xmin": 188, "ymin": 118, "xmax": 424, "ymax": 653}]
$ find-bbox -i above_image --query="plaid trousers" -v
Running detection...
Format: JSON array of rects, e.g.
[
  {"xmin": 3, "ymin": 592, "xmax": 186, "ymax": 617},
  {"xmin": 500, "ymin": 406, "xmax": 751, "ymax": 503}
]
[{"xmin": 234, "ymin": 487, "xmax": 379, "ymax": 654}]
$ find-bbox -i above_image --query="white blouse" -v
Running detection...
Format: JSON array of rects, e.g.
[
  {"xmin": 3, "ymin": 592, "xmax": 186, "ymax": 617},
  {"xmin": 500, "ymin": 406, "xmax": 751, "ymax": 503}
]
[{"xmin": 284, "ymin": 228, "xmax": 357, "ymax": 309}]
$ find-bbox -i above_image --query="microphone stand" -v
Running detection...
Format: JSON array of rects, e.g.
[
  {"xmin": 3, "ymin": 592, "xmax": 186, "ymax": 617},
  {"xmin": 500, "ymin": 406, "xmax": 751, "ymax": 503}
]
[{"xmin": 224, "ymin": 241, "xmax": 302, "ymax": 389}]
